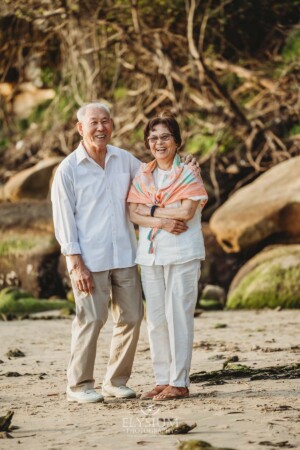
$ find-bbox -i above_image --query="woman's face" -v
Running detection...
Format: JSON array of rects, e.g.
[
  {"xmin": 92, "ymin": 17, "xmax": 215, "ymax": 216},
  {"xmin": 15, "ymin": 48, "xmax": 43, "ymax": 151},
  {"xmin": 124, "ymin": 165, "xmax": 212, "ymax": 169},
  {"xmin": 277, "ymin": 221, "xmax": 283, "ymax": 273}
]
[{"xmin": 148, "ymin": 124, "xmax": 177, "ymax": 168}]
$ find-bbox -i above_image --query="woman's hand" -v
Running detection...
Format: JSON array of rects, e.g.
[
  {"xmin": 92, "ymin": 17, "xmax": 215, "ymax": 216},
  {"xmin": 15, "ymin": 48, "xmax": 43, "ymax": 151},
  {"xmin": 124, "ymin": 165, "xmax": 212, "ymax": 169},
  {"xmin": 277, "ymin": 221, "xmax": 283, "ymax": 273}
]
[
  {"xmin": 136, "ymin": 204, "xmax": 151, "ymax": 216},
  {"xmin": 160, "ymin": 218, "xmax": 188, "ymax": 235}
]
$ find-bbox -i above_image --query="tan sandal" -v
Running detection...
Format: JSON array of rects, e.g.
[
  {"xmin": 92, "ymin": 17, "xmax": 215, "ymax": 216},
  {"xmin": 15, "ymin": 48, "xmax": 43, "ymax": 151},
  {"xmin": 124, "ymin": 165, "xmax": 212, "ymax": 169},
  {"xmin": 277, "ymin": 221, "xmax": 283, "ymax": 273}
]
[
  {"xmin": 153, "ymin": 386, "xmax": 189, "ymax": 401},
  {"xmin": 140, "ymin": 385, "xmax": 169, "ymax": 400}
]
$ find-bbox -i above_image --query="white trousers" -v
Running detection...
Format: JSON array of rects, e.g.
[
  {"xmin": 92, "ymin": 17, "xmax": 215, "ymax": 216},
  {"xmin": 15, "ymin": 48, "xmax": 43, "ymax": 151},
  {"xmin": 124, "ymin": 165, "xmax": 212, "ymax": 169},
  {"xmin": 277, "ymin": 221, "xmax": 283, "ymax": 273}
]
[{"xmin": 141, "ymin": 259, "xmax": 201, "ymax": 387}]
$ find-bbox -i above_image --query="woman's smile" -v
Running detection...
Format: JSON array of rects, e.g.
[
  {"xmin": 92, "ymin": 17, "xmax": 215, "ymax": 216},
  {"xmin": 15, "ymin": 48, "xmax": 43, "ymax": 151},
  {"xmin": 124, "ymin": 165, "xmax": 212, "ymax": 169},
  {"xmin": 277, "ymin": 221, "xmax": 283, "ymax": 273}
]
[{"xmin": 149, "ymin": 124, "xmax": 177, "ymax": 169}]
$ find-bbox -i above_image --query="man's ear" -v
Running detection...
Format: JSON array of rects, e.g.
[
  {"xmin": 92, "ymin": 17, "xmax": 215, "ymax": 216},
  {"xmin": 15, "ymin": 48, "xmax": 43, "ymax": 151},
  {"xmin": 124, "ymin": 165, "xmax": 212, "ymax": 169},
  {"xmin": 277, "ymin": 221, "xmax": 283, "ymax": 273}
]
[
  {"xmin": 76, "ymin": 122, "xmax": 83, "ymax": 136},
  {"xmin": 110, "ymin": 118, "xmax": 114, "ymax": 129}
]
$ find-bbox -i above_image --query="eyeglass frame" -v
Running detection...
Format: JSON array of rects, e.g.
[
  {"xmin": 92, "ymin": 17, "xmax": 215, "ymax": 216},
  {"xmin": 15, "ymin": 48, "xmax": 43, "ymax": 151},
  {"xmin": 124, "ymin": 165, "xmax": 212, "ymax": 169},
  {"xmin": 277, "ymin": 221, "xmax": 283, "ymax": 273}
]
[{"xmin": 147, "ymin": 133, "xmax": 174, "ymax": 145}]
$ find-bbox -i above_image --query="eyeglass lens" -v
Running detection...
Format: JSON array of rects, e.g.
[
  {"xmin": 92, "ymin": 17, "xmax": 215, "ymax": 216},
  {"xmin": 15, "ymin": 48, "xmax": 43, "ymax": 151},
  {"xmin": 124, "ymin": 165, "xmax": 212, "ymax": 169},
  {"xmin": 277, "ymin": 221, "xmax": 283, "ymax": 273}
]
[{"xmin": 148, "ymin": 134, "xmax": 172, "ymax": 143}]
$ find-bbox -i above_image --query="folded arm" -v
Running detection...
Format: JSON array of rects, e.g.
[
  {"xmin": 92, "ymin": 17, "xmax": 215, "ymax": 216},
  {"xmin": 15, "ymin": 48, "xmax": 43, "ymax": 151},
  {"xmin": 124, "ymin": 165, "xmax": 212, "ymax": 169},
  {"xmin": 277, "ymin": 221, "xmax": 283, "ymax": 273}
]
[
  {"xmin": 128, "ymin": 203, "xmax": 188, "ymax": 235},
  {"xmin": 135, "ymin": 199, "xmax": 200, "ymax": 221}
]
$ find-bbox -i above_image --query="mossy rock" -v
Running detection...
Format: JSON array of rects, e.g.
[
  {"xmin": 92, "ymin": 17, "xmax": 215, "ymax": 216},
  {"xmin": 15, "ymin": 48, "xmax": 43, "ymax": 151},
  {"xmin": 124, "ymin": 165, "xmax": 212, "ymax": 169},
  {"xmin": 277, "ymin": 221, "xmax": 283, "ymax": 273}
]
[
  {"xmin": 227, "ymin": 245, "xmax": 300, "ymax": 309},
  {"xmin": 0, "ymin": 234, "xmax": 59, "ymax": 256},
  {"xmin": 0, "ymin": 287, "xmax": 72, "ymax": 315},
  {"xmin": 198, "ymin": 299, "xmax": 223, "ymax": 311},
  {"xmin": 178, "ymin": 440, "xmax": 236, "ymax": 450}
]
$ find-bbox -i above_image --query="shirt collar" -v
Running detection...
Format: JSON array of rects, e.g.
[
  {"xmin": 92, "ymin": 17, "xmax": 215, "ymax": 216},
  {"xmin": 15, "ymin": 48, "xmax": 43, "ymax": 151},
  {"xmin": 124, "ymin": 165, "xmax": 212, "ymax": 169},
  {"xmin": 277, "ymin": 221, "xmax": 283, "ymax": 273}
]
[{"xmin": 76, "ymin": 142, "xmax": 119, "ymax": 165}]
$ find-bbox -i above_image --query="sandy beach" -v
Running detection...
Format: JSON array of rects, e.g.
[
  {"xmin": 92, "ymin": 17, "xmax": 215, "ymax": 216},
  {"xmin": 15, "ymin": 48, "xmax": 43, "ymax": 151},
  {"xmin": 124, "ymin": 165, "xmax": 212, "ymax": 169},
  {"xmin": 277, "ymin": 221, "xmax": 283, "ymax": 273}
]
[{"xmin": 1, "ymin": 309, "xmax": 299, "ymax": 450}]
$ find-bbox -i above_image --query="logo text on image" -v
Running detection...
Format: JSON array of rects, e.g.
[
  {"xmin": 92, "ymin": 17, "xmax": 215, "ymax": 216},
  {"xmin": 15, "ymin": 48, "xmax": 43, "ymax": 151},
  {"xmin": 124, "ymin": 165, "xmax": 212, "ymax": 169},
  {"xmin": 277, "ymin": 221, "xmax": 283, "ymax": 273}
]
[{"xmin": 122, "ymin": 403, "xmax": 178, "ymax": 434}]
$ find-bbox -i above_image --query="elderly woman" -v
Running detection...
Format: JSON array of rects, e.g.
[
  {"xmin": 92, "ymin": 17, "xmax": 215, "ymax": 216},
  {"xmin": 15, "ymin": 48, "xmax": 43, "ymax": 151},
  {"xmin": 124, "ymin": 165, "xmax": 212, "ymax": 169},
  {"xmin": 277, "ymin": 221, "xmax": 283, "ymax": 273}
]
[{"xmin": 127, "ymin": 112, "xmax": 207, "ymax": 401}]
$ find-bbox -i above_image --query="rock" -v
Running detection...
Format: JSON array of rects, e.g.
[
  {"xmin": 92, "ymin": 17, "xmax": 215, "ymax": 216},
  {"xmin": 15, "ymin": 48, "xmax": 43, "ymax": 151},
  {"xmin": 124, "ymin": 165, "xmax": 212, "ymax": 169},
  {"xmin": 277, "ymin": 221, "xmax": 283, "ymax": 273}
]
[
  {"xmin": 198, "ymin": 299, "xmax": 223, "ymax": 311},
  {"xmin": 6, "ymin": 348, "xmax": 25, "ymax": 358},
  {"xmin": 201, "ymin": 284, "xmax": 226, "ymax": 305},
  {"xmin": 222, "ymin": 356, "xmax": 239, "ymax": 369},
  {"xmin": 160, "ymin": 422, "xmax": 197, "ymax": 435},
  {"xmin": 0, "ymin": 202, "xmax": 64, "ymax": 298},
  {"xmin": 227, "ymin": 245, "xmax": 300, "ymax": 309},
  {"xmin": 0, "ymin": 411, "xmax": 14, "ymax": 432},
  {"xmin": 177, "ymin": 440, "xmax": 236, "ymax": 450},
  {"xmin": 12, "ymin": 83, "xmax": 55, "ymax": 119},
  {"xmin": 210, "ymin": 156, "xmax": 300, "ymax": 253},
  {"xmin": 200, "ymin": 223, "xmax": 245, "ymax": 290},
  {"xmin": 3, "ymin": 157, "xmax": 62, "ymax": 202}
]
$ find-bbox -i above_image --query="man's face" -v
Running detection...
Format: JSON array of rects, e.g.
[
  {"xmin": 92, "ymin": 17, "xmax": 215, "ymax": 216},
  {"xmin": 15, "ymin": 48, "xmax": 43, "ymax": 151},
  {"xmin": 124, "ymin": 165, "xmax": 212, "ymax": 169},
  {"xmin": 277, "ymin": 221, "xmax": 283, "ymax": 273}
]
[{"xmin": 77, "ymin": 107, "xmax": 113, "ymax": 152}]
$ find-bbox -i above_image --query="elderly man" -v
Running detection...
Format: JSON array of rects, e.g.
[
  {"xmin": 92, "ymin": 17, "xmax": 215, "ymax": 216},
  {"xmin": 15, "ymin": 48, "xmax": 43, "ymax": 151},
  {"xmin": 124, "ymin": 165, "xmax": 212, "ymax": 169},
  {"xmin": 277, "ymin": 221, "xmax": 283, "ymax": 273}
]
[{"xmin": 51, "ymin": 102, "xmax": 187, "ymax": 403}]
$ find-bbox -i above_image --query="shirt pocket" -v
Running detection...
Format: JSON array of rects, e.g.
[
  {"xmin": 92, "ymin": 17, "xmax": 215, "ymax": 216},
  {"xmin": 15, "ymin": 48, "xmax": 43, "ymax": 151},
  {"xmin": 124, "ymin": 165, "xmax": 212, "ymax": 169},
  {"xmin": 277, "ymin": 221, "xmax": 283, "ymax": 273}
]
[{"xmin": 114, "ymin": 172, "xmax": 131, "ymax": 199}]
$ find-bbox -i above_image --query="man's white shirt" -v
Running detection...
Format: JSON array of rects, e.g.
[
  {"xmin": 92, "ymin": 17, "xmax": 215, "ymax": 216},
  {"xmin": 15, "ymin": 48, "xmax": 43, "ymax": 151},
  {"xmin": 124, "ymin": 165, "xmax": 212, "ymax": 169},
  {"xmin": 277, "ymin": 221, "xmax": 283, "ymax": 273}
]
[{"xmin": 51, "ymin": 142, "xmax": 141, "ymax": 272}]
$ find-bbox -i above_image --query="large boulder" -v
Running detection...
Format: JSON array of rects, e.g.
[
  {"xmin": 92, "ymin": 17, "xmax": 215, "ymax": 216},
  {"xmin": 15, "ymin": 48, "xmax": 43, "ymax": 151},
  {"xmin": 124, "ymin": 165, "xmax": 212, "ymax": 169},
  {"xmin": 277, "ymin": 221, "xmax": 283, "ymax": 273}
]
[
  {"xmin": 0, "ymin": 82, "xmax": 55, "ymax": 119},
  {"xmin": 200, "ymin": 223, "xmax": 246, "ymax": 290},
  {"xmin": 210, "ymin": 156, "xmax": 300, "ymax": 253},
  {"xmin": 3, "ymin": 157, "xmax": 62, "ymax": 202},
  {"xmin": 227, "ymin": 244, "xmax": 300, "ymax": 309},
  {"xmin": 0, "ymin": 201, "xmax": 64, "ymax": 298}
]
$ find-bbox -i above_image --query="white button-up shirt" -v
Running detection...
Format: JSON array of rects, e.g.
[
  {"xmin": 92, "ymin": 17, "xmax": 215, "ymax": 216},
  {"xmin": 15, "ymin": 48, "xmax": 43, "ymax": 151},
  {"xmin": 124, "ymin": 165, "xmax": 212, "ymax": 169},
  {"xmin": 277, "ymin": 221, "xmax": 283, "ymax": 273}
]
[{"xmin": 51, "ymin": 143, "xmax": 141, "ymax": 272}]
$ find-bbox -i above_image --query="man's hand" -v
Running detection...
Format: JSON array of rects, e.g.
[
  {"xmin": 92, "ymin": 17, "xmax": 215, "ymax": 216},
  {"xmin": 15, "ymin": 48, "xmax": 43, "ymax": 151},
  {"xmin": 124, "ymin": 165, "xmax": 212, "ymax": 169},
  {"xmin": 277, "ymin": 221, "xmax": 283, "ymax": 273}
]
[
  {"xmin": 160, "ymin": 218, "xmax": 188, "ymax": 235},
  {"xmin": 136, "ymin": 204, "xmax": 151, "ymax": 216},
  {"xmin": 181, "ymin": 154, "xmax": 200, "ymax": 170},
  {"xmin": 69, "ymin": 255, "xmax": 94, "ymax": 294}
]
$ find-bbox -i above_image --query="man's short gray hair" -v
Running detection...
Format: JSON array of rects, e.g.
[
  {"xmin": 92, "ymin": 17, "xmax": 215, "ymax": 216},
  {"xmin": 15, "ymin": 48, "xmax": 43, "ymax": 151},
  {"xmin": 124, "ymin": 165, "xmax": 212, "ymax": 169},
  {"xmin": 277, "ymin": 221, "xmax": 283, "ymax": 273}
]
[{"xmin": 77, "ymin": 102, "xmax": 111, "ymax": 121}]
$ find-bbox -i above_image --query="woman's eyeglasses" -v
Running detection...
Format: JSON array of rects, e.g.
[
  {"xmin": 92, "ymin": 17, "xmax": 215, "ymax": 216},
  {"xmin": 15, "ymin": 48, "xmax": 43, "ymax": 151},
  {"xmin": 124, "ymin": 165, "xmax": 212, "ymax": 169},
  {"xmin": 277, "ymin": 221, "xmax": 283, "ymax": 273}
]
[{"xmin": 147, "ymin": 133, "xmax": 173, "ymax": 144}]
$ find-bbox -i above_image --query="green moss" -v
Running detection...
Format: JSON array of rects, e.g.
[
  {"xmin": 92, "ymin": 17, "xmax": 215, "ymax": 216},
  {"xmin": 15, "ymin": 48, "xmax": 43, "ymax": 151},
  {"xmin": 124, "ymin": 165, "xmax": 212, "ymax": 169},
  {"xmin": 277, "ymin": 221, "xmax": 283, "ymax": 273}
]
[
  {"xmin": 17, "ymin": 100, "xmax": 53, "ymax": 132},
  {"xmin": 0, "ymin": 287, "xmax": 73, "ymax": 315},
  {"xmin": 214, "ymin": 323, "xmax": 227, "ymax": 329},
  {"xmin": 0, "ymin": 287, "xmax": 32, "ymax": 301},
  {"xmin": 282, "ymin": 28, "xmax": 300, "ymax": 63},
  {"xmin": 0, "ymin": 138, "xmax": 8, "ymax": 156},
  {"xmin": 220, "ymin": 72, "xmax": 241, "ymax": 91},
  {"xmin": 40, "ymin": 67, "xmax": 56, "ymax": 87},
  {"xmin": 0, "ymin": 235, "xmax": 58, "ymax": 256},
  {"xmin": 199, "ymin": 299, "xmax": 223, "ymax": 310},
  {"xmin": 227, "ymin": 263, "xmax": 300, "ymax": 310},
  {"xmin": 287, "ymin": 124, "xmax": 300, "ymax": 137}
]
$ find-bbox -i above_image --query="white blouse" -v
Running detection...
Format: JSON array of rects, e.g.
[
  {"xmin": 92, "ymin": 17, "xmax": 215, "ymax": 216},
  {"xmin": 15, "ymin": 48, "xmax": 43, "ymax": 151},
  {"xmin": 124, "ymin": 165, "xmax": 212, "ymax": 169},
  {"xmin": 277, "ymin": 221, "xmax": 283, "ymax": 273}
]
[{"xmin": 135, "ymin": 167, "xmax": 207, "ymax": 266}]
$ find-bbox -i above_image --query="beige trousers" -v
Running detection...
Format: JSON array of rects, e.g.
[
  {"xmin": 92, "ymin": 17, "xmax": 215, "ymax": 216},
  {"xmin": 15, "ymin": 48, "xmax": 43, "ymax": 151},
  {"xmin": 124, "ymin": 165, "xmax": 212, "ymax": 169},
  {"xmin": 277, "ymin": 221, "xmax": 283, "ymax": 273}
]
[{"xmin": 68, "ymin": 266, "xmax": 143, "ymax": 391}]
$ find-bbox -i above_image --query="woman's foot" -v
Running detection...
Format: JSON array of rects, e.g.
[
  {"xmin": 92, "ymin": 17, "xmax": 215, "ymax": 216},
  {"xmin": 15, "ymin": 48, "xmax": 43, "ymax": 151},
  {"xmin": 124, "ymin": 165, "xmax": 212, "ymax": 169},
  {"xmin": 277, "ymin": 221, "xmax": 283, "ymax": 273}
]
[
  {"xmin": 153, "ymin": 385, "xmax": 189, "ymax": 401},
  {"xmin": 140, "ymin": 385, "xmax": 169, "ymax": 400}
]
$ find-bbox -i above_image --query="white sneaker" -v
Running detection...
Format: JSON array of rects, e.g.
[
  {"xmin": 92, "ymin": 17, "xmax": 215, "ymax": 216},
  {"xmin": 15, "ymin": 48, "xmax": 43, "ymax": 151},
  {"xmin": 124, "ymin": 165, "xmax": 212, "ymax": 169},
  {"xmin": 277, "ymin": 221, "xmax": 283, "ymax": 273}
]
[
  {"xmin": 101, "ymin": 385, "xmax": 136, "ymax": 399},
  {"xmin": 67, "ymin": 388, "xmax": 104, "ymax": 403}
]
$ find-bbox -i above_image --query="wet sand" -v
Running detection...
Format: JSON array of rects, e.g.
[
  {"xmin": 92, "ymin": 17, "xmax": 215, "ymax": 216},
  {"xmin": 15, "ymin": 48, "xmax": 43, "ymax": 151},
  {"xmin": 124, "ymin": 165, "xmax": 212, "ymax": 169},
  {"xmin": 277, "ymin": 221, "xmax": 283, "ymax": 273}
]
[{"xmin": 1, "ymin": 310, "xmax": 299, "ymax": 449}]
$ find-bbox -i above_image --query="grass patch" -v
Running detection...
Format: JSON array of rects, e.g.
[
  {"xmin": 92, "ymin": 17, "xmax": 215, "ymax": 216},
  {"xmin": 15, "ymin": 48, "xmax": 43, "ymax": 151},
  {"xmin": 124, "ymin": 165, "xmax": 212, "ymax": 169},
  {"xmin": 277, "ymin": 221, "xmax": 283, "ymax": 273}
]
[
  {"xmin": 0, "ymin": 287, "xmax": 72, "ymax": 315},
  {"xmin": 0, "ymin": 235, "xmax": 58, "ymax": 256}
]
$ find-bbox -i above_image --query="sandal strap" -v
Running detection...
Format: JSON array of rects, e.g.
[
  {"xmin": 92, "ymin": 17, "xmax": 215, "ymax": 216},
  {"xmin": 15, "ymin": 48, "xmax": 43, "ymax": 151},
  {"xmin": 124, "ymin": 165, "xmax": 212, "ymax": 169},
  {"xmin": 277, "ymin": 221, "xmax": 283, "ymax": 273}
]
[{"xmin": 141, "ymin": 385, "xmax": 168, "ymax": 399}]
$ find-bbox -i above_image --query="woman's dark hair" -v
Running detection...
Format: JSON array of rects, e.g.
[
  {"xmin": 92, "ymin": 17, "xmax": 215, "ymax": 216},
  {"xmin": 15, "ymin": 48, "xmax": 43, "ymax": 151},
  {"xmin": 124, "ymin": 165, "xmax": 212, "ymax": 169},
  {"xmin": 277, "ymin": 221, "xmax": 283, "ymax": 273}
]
[{"xmin": 144, "ymin": 111, "xmax": 182, "ymax": 149}]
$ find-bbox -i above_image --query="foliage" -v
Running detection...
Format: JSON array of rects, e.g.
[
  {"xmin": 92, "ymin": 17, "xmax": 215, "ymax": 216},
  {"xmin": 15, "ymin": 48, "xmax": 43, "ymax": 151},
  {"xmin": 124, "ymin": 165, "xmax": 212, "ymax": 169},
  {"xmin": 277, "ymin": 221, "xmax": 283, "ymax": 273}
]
[
  {"xmin": 0, "ymin": 0, "xmax": 299, "ymax": 202},
  {"xmin": 282, "ymin": 27, "xmax": 300, "ymax": 63},
  {"xmin": 185, "ymin": 134, "xmax": 216, "ymax": 156}
]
